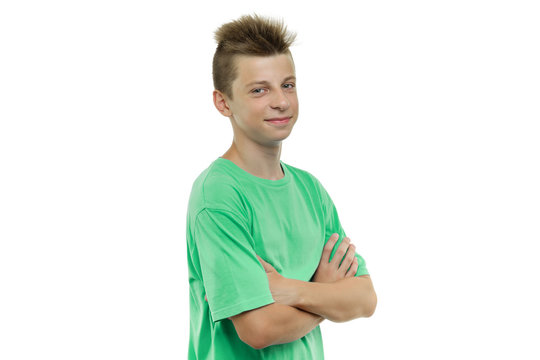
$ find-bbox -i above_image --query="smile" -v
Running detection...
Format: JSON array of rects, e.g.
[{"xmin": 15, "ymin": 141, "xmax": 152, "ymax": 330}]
[{"xmin": 264, "ymin": 116, "xmax": 292, "ymax": 125}]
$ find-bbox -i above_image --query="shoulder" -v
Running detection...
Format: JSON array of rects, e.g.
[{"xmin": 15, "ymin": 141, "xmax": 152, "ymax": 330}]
[
  {"xmin": 283, "ymin": 161, "xmax": 325, "ymax": 195},
  {"xmin": 283, "ymin": 162, "xmax": 337, "ymax": 213},
  {"xmin": 283, "ymin": 161, "xmax": 322, "ymax": 187},
  {"xmin": 187, "ymin": 159, "xmax": 249, "ymax": 219}
]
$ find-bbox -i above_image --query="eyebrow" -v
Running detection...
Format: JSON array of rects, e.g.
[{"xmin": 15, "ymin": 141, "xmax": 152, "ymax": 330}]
[{"xmin": 245, "ymin": 75, "xmax": 296, "ymax": 88}]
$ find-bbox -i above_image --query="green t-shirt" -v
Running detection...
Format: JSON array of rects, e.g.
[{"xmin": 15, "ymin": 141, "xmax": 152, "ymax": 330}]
[{"xmin": 186, "ymin": 157, "xmax": 369, "ymax": 359}]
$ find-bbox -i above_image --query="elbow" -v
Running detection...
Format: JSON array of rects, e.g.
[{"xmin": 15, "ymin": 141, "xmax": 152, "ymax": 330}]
[
  {"xmin": 244, "ymin": 328, "xmax": 269, "ymax": 350},
  {"xmin": 363, "ymin": 304, "xmax": 376, "ymax": 318},
  {"xmin": 231, "ymin": 304, "xmax": 279, "ymax": 350},
  {"xmin": 236, "ymin": 318, "xmax": 273, "ymax": 350},
  {"xmin": 340, "ymin": 292, "xmax": 378, "ymax": 322},
  {"xmin": 244, "ymin": 328, "xmax": 272, "ymax": 350},
  {"xmin": 251, "ymin": 339, "xmax": 270, "ymax": 350},
  {"xmin": 363, "ymin": 291, "xmax": 378, "ymax": 318},
  {"xmin": 241, "ymin": 337, "xmax": 266, "ymax": 350},
  {"xmin": 236, "ymin": 325, "xmax": 267, "ymax": 349}
]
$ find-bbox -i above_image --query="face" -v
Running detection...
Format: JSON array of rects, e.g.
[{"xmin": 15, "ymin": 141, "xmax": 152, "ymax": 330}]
[{"xmin": 214, "ymin": 53, "xmax": 299, "ymax": 147}]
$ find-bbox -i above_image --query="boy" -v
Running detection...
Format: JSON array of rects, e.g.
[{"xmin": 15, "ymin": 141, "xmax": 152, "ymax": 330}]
[{"xmin": 186, "ymin": 14, "xmax": 377, "ymax": 359}]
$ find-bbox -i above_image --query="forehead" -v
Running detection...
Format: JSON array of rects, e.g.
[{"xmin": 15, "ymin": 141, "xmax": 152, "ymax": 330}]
[{"xmin": 233, "ymin": 54, "xmax": 296, "ymax": 85}]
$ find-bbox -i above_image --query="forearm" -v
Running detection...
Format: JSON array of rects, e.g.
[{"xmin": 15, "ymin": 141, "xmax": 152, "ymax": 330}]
[
  {"xmin": 291, "ymin": 277, "xmax": 376, "ymax": 323},
  {"xmin": 263, "ymin": 303, "xmax": 324, "ymax": 347}
]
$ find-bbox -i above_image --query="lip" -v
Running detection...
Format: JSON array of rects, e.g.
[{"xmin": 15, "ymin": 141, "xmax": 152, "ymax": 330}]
[{"xmin": 264, "ymin": 116, "xmax": 292, "ymax": 125}]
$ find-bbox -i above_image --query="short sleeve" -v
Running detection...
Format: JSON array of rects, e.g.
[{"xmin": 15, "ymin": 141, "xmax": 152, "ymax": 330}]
[
  {"xmin": 194, "ymin": 208, "xmax": 275, "ymax": 322},
  {"xmin": 317, "ymin": 180, "xmax": 369, "ymax": 277}
]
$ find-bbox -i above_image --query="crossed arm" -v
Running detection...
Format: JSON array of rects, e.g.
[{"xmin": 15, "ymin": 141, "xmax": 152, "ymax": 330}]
[{"xmin": 228, "ymin": 233, "xmax": 377, "ymax": 349}]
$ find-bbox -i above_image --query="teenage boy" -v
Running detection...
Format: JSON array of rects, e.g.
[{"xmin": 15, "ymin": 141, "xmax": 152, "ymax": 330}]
[{"xmin": 186, "ymin": 14, "xmax": 377, "ymax": 359}]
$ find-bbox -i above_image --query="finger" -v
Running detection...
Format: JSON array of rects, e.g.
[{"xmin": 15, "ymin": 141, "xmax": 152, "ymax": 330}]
[
  {"xmin": 256, "ymin": 254, "xmax": 269, "ymax": 268},
  {"xmin": 330, "ymin": 236, "xmax": 351, "ymax": 265},
  {"xmin": 256, "ymin": 255, "xmax": 275, "ymax": 272},
  {"xmin": 339, "ymin": 244, "xmax": 357, "ymax": 274},
  {"xmin": 321, "ymin": 233, "xmax": 340, "ymax": 264},
  {"xmin": 345, "ymin": 257, "xmax": 358, "ymax": 277}
]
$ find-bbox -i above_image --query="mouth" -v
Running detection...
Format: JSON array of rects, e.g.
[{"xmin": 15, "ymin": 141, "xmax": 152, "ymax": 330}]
[{"xmin": 264, "ymin": 116, "xmax": 292, "ymax": 125}]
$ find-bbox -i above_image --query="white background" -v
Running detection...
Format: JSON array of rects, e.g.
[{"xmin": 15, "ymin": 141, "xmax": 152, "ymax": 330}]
[{"xmin": 1, "ymin": 0, "xmax": 539, "ymax": 359}]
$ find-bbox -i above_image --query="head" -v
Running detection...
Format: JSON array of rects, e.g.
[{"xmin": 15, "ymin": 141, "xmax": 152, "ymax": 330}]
[
  {"xmin": 212, "ymin": 14, "xmax": 299, "ymax": 147},
  {"xmin": 212, "ymin": 14, "xmax": 296, "ymax": 99}
]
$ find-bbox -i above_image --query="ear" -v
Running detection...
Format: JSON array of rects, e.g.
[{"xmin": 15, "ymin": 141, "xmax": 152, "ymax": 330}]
[{"xmin": 213, "ymin": 90, "xmax": 233, "ymax": 117}]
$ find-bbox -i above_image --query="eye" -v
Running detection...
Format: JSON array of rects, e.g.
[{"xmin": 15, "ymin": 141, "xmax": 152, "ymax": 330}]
[
  {"xmin": 251, "ymin": 88, "xmax": 267, "ymax": 94},
  {"xmin": 283, "ymin": 83, "xmax": 296, "ymax": 89}
]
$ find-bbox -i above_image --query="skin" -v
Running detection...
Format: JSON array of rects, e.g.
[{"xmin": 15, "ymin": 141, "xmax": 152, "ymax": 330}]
[
  {"xmin": 255, "ymin": 233, "xmax": 359, "ymax": 306},
  {"xmin": 209, "ymin": 51, "xmax": 361, "ymax": 297},
  {"xmin": 310, "ymin": 233, "xmax": 359, "ymax": 283},
  {"xmin": 205, "ymin": 232, "xmax": 359, "ymax": 300},
  {"xmin": 210, "ymin": 53, "xmax": 377, "ymax": 348},
  {"xmin": 256, "ymin": 235, "xmax": 377, "ymax": 323},
  {"xmin": 213, "ymin": 53, "xmax": 298, "ymax": 180}
]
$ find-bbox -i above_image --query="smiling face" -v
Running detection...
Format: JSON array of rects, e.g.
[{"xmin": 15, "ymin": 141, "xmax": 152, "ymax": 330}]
[{"xmin": 213, "ymin": 53, "xmax": 299, "ymax": 147}]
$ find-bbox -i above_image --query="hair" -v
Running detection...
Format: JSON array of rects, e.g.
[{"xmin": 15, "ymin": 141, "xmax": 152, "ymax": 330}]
[{"xmin": 212, "ymin": 14, "xmax": 297, "ymax": 99}]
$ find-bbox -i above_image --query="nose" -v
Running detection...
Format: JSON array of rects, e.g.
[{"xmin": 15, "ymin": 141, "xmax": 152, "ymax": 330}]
[{"xmin": 270, "ymin": 89, "xmax": 290, "ymax": 111}]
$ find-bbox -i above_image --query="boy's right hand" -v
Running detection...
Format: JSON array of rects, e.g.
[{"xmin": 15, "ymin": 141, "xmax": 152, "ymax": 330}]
[{"xmin": 311, "ymin": 233, "xmax": 358, "ymax": 283}]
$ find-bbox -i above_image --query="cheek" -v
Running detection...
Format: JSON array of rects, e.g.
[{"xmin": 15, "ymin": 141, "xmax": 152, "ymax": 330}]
[
  {"xmin": 236, "ymin": 102, "xmax": 266, "ymax": 122},
  {"xmin": 288, "ymin": 94, "xmax": 299, "ymax": 109},
  {"xmin": 248, "ymin": 101, "xmax": 269, "ymax": 116}
]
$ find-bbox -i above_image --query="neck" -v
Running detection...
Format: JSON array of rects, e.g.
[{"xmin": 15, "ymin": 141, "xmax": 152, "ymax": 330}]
[{"xmin": 221, "ymin": 140, "xmax": 284, "ymax": 180}]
